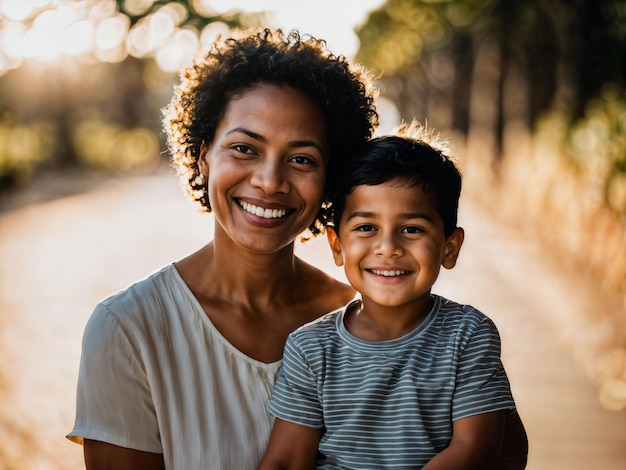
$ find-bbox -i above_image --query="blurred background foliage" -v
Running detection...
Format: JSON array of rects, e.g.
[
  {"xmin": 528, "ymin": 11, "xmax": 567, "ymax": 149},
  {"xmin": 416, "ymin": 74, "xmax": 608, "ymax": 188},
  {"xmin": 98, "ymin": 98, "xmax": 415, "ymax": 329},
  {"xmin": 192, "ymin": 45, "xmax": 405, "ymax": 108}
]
[
  {"xmin": 0, "ymin": 0, "xmax": 624, "ymax": 301},
  {"xmin": 0, "ymin": 0, "xmax": 258, "ymax": 185},
  {"xmin": 356, "ymin": 0, "xmax": 626, "ymax": 304}
]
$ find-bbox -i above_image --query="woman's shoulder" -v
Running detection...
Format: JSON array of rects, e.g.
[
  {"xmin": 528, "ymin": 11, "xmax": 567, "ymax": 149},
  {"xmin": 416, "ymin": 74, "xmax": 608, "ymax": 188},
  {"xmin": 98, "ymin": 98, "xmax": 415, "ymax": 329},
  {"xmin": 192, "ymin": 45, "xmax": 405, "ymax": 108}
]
[
  {"xmin": 296, "ymin": 258, "xmax": 355, "ymax": 312},
  {"xmin": 92, "ymin": 264, "xmax": 184, "ymax": 325}
]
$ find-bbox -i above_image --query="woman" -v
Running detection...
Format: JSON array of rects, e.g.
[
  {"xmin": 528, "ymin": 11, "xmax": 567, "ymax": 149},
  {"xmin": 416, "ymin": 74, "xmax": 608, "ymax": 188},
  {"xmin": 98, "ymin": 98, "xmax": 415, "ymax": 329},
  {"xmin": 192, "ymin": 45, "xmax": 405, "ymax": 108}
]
[{"xmin": 67, "ymin": 28, "xmax": 379, "ymax": 469}]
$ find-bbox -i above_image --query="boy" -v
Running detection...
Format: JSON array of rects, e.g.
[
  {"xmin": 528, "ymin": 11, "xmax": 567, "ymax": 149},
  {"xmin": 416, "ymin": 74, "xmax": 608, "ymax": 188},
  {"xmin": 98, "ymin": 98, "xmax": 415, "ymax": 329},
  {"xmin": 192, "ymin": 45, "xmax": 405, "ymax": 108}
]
[{"xmin": 259, "ymin": 122, "xmax": 524, "ymax": 469}]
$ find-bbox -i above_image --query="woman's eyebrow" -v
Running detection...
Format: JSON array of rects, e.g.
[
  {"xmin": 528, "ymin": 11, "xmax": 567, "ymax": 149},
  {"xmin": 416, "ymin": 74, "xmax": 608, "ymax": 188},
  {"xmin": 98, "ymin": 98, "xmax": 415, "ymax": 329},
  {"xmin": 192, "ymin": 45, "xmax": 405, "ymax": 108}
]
[
  {"xmin": 226, "ymin": 127, "xmax": 265, "ymax": 141},
  {"xmin": 287, "ymin": 140, "xmax": 324, "ymax": 152},
  {"xmin": 226, "ymin": 127, "xmax": 323, "ymax": 152}
]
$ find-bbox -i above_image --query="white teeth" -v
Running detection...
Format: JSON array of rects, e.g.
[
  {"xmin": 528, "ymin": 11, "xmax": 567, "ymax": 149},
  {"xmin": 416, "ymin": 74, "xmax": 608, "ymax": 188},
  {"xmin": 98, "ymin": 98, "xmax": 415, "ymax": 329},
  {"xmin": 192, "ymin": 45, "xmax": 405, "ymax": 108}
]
[
  {"xmin": 240, "ymin": 201, "xmax": 288, "ymax": 219},
  {"xmin": 371, "ymin": 269, "xmax": 406, "ymax": 277}
]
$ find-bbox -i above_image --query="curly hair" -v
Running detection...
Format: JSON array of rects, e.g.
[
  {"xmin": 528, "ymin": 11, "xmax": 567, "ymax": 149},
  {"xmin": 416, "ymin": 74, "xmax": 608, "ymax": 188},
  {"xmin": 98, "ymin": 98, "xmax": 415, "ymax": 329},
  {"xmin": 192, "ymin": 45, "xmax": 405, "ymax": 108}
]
[{"xmin": 162, "ymin": 28, "xmax": 379, "ymax": 235}]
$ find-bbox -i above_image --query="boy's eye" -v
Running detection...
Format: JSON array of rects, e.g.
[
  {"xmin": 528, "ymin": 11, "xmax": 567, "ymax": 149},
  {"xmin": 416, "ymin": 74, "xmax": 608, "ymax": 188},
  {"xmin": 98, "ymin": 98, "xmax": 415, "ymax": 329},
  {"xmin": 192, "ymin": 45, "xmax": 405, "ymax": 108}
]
[
  {"xmin": 402, "ymin": 226, "xmax": 424, "ymax": 234},
  {"xmin": 355, "ymin": 224, "xmax": 376, "ymax": 232}
]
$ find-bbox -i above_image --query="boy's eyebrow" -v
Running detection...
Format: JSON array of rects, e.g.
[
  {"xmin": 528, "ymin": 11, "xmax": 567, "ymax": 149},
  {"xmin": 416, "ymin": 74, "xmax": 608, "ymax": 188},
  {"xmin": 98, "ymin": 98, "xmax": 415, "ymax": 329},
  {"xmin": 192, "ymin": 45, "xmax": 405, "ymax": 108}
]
[
  {"xmin": 346, "ymin": 211, "xmax": 435, "ymax": 222},
  {"xmin": 345, "ymin": 211, "xmax": 375, "ymax": 221},
  {"xmin": 226, "ymin": 127, "xmax": 323, "ymax": 151}
]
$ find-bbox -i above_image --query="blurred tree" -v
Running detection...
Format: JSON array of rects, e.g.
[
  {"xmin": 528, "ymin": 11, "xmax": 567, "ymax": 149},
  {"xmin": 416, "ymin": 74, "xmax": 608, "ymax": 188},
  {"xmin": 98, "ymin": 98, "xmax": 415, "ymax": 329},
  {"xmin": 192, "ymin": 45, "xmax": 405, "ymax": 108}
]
[
  {"xmin": 0, "ymin": 0, "xmax": 259, "ymax": 185},
  {"xmin": 356, "ymin": 0, "xmax": 626, "ymax": 306},
  {"xmin": 356, "ymin": 0, "xmax": 626, "ymax": 162}
]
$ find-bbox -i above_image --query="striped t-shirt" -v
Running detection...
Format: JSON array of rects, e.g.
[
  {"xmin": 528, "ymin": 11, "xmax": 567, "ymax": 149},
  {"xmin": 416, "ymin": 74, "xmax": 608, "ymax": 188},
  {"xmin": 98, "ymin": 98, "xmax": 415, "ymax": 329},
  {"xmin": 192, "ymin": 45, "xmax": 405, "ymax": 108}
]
[{"xmin": 268, "ymin": 295, "xmax": 515, "ymax": 469}]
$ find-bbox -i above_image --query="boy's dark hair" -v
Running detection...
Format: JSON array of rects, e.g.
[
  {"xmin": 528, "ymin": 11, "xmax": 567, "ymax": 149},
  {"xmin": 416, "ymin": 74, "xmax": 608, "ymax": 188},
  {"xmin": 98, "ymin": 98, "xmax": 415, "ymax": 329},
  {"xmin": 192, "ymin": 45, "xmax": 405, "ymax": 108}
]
[
  {"xmin": 331, "ymin": 122, "xmax": 462, "ymax": 238},
  {"xmin": 163, "ymin": 28, "xmax": 379, "ymax": 235}
]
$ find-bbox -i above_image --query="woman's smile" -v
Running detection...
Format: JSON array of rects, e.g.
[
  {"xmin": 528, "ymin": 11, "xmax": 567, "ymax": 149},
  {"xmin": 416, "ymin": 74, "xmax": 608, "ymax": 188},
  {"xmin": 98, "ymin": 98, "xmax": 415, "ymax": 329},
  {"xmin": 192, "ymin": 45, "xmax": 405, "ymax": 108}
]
[
  {"xmin": 199, "ymin": 84, "xmax": 329, "ymax": 253},
  {"xmin": 238, "ymin": 200, "xmax": 289, "ymax": 219}
]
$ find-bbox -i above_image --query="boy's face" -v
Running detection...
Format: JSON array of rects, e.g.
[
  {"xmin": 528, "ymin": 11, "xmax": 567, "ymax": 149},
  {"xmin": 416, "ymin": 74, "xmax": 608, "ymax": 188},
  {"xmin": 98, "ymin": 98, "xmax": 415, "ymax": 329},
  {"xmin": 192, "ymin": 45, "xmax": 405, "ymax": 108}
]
[{"xmin": 328, "ymin": 179, "xmax": 464, "ymax": 311}]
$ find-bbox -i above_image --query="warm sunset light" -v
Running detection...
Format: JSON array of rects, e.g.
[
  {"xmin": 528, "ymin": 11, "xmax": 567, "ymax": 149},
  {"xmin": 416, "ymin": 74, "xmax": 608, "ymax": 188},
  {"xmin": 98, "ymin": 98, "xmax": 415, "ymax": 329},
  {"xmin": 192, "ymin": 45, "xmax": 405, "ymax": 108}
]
[
  {"xmin": 0, "ymin": 0, "xmax": 234, "ymax": 74},
  {"xmin": 0, "ymin": 0, "xmax": 387, "ymax": 76},
  {"xmin": 0, "ymin": 1, "xmax": 625, "ymax": 469}
]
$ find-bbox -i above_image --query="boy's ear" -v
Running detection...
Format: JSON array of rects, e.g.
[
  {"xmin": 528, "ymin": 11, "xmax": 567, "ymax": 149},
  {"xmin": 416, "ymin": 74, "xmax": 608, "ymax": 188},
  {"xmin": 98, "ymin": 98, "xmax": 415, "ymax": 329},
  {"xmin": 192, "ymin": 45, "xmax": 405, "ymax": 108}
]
[
  {"xmin": 442, "ymin": 227, "xmax": 464, "ymax": 269},
  {"xmin": 326, "ymin": 227, "xmax": 345, "ymax": 267}
]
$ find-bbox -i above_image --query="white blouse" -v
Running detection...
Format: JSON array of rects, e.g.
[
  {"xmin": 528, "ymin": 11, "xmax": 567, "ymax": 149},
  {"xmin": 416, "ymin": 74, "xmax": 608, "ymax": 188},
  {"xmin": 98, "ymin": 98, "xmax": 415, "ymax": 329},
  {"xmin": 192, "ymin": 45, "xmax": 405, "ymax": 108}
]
[{"xmin": 67, "ymin": 264, "xmax": 281, "ymax": 469}]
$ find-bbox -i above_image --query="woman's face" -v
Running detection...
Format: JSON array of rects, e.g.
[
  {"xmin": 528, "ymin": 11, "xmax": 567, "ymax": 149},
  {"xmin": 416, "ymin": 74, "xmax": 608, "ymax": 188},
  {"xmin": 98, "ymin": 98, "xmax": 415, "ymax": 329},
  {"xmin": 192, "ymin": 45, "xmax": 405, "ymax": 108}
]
[{"xmin": 199, "ymin": 84, "xmax": 329, "ymax": 254}]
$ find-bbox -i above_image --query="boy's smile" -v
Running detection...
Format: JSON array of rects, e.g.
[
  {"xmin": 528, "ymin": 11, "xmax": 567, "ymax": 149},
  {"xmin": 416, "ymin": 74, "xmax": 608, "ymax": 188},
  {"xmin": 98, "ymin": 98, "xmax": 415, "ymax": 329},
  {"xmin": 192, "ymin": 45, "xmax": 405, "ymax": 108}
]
[{"xmin": 329, "ymin": 178, "xmax": 464, "ymax": 337}]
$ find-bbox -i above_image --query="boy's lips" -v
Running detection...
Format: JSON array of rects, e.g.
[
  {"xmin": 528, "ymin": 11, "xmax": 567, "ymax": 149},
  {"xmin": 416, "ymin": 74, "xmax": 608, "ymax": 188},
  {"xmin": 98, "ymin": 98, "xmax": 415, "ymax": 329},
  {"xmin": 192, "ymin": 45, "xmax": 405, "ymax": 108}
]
[{"xmin": 368, "ymin": 268, "xmax": 410, "ymax": 277}]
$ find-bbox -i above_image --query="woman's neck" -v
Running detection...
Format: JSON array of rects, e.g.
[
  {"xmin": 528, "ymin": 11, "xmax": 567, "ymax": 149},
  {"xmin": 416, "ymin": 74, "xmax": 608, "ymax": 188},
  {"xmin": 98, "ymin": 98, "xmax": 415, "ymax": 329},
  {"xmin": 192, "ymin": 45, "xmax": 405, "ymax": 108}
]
[{"xmin": 177, "ymin": 236, "xmax": 303, "ymax": 312}]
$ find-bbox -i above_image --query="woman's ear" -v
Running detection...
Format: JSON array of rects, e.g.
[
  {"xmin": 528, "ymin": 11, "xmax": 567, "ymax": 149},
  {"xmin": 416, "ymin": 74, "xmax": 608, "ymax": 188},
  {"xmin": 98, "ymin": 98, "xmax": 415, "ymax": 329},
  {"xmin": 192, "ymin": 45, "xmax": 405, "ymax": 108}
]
[
  {"xmin": 326, "ymin": 227, "xmax": 345, "ymax": 267},
  {"xmin": 442, "ymin": 227, "xmax": 464, "ymax": 269},
  {"xmin": 198, "ymin": 141, "xmax": 209, "ymax": 177}
]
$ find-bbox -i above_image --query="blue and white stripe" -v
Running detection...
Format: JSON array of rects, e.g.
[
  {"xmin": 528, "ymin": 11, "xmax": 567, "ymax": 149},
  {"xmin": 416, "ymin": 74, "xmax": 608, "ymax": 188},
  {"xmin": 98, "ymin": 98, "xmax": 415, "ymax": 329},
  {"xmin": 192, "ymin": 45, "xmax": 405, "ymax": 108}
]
[{"xmin": 268, "ymin": 295, "xmax": 515, "ymax": 469}]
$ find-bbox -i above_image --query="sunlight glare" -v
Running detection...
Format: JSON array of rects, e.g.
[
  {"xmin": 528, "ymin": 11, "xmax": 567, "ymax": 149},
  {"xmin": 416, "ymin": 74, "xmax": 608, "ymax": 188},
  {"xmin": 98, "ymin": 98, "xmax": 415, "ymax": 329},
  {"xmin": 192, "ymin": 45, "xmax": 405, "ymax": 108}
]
[
  {"xmin": 204, "ymin": 0, "xmax": 387, "ymax": 58},
  {"xmin": 23, "ymin": 10, "xmax": 64, "ymax": 60},
  {"xmin": 12, "ymin": 4, "xmax": 79, "ymax": 61},
  {"xmin": 127, "ymin": 23, "xmax": 153, "ymax": 57},
  {"xmin": 161, "ymin": 2, "xmax": 188, "ymax": 26},
  {"xmin": 0, "ymin": 0, "xmax": 33, "ymax": 21},
  {"xmin": 0, "ymin": 0, "xmax": 387, "ymax": 74},
  {"xmin": 190, "ymin": 0, "xmax": 216, "ymax": 17},
  {"xmin": 95, "ymin": 14, "xmax": 130, "ymax": 50},
  {"xmin": 95, "ymin": 42, "xmax": 127, "ymax": 63},
  {"xmin": 156, "ymin": 27, "xmax": 198, "ymax": 73},
  {"xmin": 63, "ymin": 20, "xmax": 94, "ymax": 56},
  {"xmin": 148, "ymin": 9, "xmax": 175, "ymax": 40},
  {"xmin": 122, "ymin": 0, "xmax": 155, "ymax": 17},
  {"xmin": 1, "ymin": 21, "xmax": 26, "ymax": 59},
  {"xmin": 87, "ymin": 0, "xmax": 117, "ymax": 23},
  {"xmin": 199, "ymin": 21, "xmax": 230, "ymax": 49}
]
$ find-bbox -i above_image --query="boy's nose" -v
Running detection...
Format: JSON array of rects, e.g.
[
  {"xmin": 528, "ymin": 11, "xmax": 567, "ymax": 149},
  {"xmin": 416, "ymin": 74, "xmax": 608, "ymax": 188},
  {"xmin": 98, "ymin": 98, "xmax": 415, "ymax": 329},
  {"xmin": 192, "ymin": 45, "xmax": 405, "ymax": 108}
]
[{"xmin": 375, "ymin": 232, "xmax": 403, "ymax": 257}]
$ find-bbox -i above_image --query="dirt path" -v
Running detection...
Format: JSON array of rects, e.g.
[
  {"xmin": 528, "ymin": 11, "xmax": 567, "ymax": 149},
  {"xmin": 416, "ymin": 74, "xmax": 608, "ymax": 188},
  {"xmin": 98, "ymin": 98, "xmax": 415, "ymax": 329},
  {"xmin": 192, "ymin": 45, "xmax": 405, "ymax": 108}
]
[{"xmin": 0, "ymin": 169, "xmax": 624, "ymax": 469}]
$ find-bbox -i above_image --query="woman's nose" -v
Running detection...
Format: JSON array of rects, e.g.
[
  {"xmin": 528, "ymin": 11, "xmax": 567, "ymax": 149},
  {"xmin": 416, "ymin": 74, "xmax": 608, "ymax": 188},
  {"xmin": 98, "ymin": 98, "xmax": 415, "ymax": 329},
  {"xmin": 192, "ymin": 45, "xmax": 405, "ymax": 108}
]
[{"xmin": 250, "ymin": 159, "xmax": 290, "ymax": 194}]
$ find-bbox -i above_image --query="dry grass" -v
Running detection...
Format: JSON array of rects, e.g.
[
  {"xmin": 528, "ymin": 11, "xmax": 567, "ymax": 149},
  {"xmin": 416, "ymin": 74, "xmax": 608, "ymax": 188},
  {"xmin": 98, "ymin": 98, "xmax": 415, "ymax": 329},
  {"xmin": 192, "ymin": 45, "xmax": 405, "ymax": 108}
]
[{"xmin": 460, "ymin": 125, "xmax": 626, "ymax": 411}]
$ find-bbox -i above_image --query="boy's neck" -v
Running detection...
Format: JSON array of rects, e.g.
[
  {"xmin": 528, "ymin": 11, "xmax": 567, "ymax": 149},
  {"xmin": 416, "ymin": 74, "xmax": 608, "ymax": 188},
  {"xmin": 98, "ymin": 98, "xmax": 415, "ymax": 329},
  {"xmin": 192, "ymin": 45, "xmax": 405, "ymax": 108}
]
[{"xmin": 344, "ymin": 294, "xmax": 434, "ymax": 342}]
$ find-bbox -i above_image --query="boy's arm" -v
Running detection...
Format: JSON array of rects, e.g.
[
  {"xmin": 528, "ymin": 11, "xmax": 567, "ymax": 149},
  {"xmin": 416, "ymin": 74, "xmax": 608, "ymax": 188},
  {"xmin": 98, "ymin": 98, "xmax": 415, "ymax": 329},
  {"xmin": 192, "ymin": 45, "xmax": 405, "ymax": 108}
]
[
  {"xmin": 498, "ymin": 409, "xmax": 529, "ymax": 470},
  {"xmin": 422, "ymin": 410, "xmax": 506, "ymax": 470},
  {"xmin": 257, "ymin": 418, "xmax": 321, "ymax": 470}
]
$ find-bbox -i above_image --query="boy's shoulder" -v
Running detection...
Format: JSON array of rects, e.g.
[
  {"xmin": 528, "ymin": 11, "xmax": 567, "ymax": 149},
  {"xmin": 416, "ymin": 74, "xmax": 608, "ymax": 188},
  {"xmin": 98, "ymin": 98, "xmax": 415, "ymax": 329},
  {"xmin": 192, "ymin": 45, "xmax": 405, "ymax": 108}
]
[
  {"xmin": 433, "ymin": 294, "xmax": 500, "ymax": 335},
  {"xmin": 436, "ymin": 294, "xmax": 479, "ymax": 314},
  {"xmin": 289, "ymin": 298, "xmax": 357, "ymax": 341}
]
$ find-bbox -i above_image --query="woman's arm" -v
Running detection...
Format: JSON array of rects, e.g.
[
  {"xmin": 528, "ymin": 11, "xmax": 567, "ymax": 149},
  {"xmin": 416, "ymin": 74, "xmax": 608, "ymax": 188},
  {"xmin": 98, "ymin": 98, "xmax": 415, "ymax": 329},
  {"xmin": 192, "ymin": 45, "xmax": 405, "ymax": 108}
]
[
  {"xmin": 257, "ymin": 419, "xmax": 321, "ymax": 470},
  {"xmin": 84, "ymin": 440, "xmax": 165, "ymax": 470},
  {"xmin": 423, "ymin": 410, "xmax": 506, "ymax": 470}
]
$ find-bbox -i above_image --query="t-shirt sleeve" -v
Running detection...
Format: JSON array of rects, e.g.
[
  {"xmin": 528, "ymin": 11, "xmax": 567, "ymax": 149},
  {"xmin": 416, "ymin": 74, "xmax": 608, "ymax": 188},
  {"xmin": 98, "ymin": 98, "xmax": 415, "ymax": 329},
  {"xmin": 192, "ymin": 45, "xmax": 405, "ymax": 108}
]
[
  {"xmin": 452, "ymin": 315, "xmax": 515, "ymax": 421},
  {"xmin": 267, "ymin": 334, "xmax": 324, "ymax": 429},
  {"xmin": 66, "ymin": 303, "xmax": 162, "ymax": 453}
]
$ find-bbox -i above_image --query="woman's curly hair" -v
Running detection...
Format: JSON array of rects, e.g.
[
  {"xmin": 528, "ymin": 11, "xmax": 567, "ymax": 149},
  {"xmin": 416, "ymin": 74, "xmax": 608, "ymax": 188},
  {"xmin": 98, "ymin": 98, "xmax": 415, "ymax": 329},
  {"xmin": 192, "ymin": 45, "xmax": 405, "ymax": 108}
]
[{"xmin": 162, "ymin": 28, "xmax": 379, "ymax": 235}]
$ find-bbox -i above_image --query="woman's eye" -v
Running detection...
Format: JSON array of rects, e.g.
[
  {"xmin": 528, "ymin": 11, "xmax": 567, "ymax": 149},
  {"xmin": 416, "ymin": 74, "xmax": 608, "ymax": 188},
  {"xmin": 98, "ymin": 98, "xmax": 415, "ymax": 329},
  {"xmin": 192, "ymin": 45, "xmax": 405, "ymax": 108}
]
[
  {"xmin": 233, "ymin": 144, "xmax": 253, "ymax": 154},
  {"xmin": 289, "ymin": 155, "xmax": 316, "ymax": 166}
]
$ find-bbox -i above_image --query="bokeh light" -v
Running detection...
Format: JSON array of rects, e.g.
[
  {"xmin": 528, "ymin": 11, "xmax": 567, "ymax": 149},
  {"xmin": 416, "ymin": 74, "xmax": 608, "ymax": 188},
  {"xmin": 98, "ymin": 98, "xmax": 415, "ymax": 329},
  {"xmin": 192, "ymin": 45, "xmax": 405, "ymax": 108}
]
[{"xmin": 0, "ymin": 0, "xmax": 232, "ymax": 75}]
